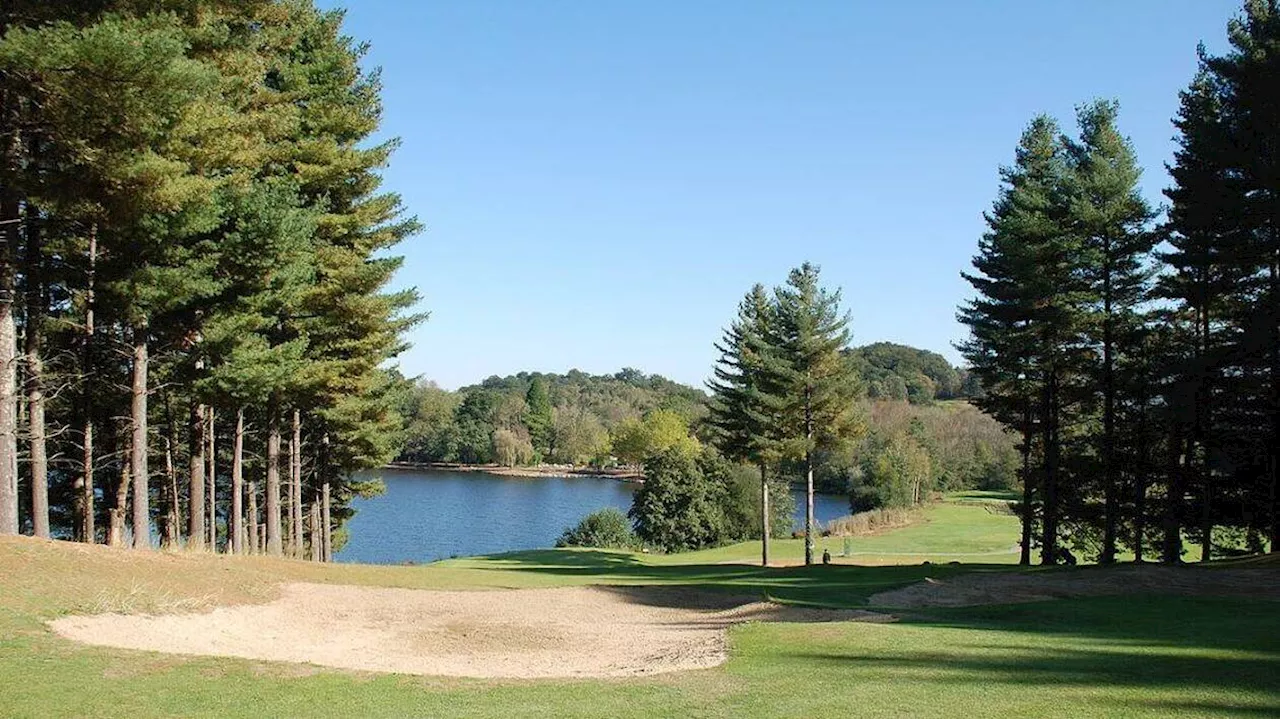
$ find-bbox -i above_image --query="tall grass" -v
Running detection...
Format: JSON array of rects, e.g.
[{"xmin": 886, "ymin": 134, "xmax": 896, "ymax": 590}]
[{"xmin": 822, "ymin": 507, "xmax": 921, "ymax": 537}]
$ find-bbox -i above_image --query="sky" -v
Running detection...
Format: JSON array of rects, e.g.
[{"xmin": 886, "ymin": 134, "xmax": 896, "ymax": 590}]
[{"xmin": 319, "ymin": 1, "xmax": 1241, "ymax": 391}]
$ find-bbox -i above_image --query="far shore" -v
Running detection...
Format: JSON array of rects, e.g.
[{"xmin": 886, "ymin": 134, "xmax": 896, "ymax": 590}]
[{"xmin": 384, "ymin": 461, "xmax": 645, "ymax": 482}]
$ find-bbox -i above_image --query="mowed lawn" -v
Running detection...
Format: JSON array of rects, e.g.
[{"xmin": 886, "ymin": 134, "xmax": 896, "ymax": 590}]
[
  {"xmin": 0, "ymin": 499, "xmax": 1275, "ymax": 718},
  {"xmin": 662, "ymin": 495, "xmax": 1022, "ymax": 566}
]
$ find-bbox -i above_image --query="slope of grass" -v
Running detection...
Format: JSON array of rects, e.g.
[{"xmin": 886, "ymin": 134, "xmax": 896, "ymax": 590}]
[
  {"xmin": 652, "ymin": 494, "xmax": 1020, "ymax": 566},
  {"xmin": 1, "ymin": 495, "xmax": 1277, "ymax": 719}
]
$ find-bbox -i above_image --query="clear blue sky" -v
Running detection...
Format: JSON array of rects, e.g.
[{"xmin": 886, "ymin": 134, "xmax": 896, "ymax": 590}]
[{"xmin": 322, "ymin": 1, "xmax": 1239, "ymax": 390}]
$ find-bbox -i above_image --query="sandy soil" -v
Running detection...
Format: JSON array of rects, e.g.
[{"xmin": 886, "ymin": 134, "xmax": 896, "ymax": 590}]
[
  {"xmin": 49, "ymin": 583, "xmax": 889, "ymax": 678},
  {"xmin": 869, "ymin": 565, "xmax": 1280, "ymax": 608}
]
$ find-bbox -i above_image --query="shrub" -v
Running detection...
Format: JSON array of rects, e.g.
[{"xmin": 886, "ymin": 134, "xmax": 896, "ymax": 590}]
[
  {"xmin": 556, "ymin": 508, "xmax": 639, "ymax": 550},
  {"xmin": 629, "ymin": 447, "xmax": 726, "ymax": 552},
  {"xmin": 719, "ymin": 462, "xmax": 795, "ymax": 542}
]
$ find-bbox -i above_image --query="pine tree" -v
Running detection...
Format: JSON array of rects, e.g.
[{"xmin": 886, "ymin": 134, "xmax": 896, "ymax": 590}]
[
  {"xmin": 708, "ymin": 284, "xmax": 786, "ymax": 566},
  {"xmin": 523, "ymin": 378, "xmax": 553, "ymax": 458},
  {"xmin": 1209, "ymin": 1, "xmax": 1280, "ymax": 553},
  {"xmin": 1163, "ymin": 1, "xmax": 1280, "ymax": 555},
  {"xmin": 960, "ymin": 116, "xmax": 1089, "ymax": 565},
  {"xmin": 1066, "ymin": 100, "xmax": 1156, "ymax": 563},
  {"xmin": 0, "ymin": 3, "xmax": 419, "ymax": 553},
  {"xmin": 958, "ymin": 118, "xmax": 1059, "ymax": 565},
  {"xmin": 762, "ymin": 263, "xmax": 863, "ymax": 565}
]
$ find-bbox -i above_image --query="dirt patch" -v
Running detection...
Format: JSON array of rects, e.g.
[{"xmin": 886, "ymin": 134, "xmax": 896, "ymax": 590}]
[
  {"xmin": 49, "ymin": 583, "xmax": 890, "ymax": 678},
  {"xmin": 869, "ymin": 565, "xmax": 1280, "ymax": 608}
]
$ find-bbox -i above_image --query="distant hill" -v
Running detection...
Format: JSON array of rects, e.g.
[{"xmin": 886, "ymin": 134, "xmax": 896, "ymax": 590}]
[
  {"xmin": 466, "ymin": 368, "xmax": 707, "ymax": 426},
  {"xmin": 848, "ymin": 342, "xmax": 978, "ymax": 404},
  {"xmin": 398, "ymin": 344, "xmax": 982, "ymax": 467},
  {"xmin": 397, "ymin": 369, "xmax": 707, "ymax": 466}
]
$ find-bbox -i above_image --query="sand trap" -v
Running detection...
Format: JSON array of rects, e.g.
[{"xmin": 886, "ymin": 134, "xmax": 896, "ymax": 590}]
[
  {"xmin": 869, "ymin": 566, "xmax": 1280, "ymax": 608},
  {"xmin": 50, "ymin": 583, "xmax": 890, "ymax": 678}
]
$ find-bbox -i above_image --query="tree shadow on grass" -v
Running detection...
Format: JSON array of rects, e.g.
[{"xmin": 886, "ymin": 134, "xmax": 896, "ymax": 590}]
[
  {"xmin": 785, "ymin": 642, "xmax": 1279, "ymax": 717},
  {"xmin": 783, "ymin": 594, "xmax": 1280, "ymax": 717},
  {"xmin": 912, "ymin": 594, "xmax": 1280, "ymax": 653},
  {"xmin": 464, "ymin": 551, "xmax": 1020, "ymax": 608}
]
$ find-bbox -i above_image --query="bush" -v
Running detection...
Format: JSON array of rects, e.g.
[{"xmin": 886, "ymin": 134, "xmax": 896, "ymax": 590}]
[
  {"xmin": 852, "ymin": 432, "xmax": 931, "ymax": 511},
  {"xmin": 629, "ymin": 447, "xmax": 726, "ymax": 552},
  {"xmin": 719, "ymin": 462, "xmax": 795, "ymax": 542},
  {"xmin": 556, "ymin": 508, "xmax": 639, "ymax": 549}
]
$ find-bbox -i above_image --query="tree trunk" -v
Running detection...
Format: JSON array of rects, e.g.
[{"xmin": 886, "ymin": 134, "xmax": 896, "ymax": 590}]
[
  {"xmin": 1133, "ymin": 403, "xmax": 1150, "ymax": 563},
  {"xmin": 0, "ymin": 169, "xmax": 17, "ymax": 535},
  {"xmin": 162, "ymin": 438, "xmax": 177, "ymax": 548},
  {"xmin": 266, "ymin": 400, "xmax": 282, "ymax": 556},
  {"xmin": 1100, "ymin": 263, "xmax": 1117, "ymax": 564},
  {"xmin": 1270, "ymin": 254, "xmax": 1280, "ymax": 552},
  {"xmin": 188, "ymin": 398, "xmax": 205, "ymax": 551},
  {"xmin": 1201, "ymin": 474, "xmax": 1213, "ymax": 562},
  {"xmin": 162, "ymin": 394, "xmax": 182, "ymax": 548},
  {"xmin": 1196, "ymin": 301, "xmax": 1213, "ymax": 563},
  {"xmin": 1133, "ymin": 474, "xmax": 1148, "ymax": 563},
  {"xmin": 77, "ymin": 225, "xmax": 97, "ymax": 543},
  {"xmin": 759, "ymin": 462, "xmax": 770, "ymax": 567},
  {"xmin": 1040, "ymin": 372, "xmax": 1059, "ymax": 566},
  {"xmin": 0, "ymin": 88, "xmax": 21, "ymax": 537},
  {"xmin": 1019, "ymin": 398, "xmax": 1033, "ymax": 566},
  {"xmin": 207, "ymin": 406, "xmax": 216, "ymax": 551},
  {"xmin": 108, "ymin": 453, "xmax": 129, "ymax": 547},
  {"xmin": 231, "ymin": 408, "xmax": 244, "ymax": 554},
  {"xmin": 1163, "ymin": 433, "xmax": 1188, "ymax": 564},
  {"xmin": 24, "ymin": 207, "xmax": 47, "ymax": 538},
  {"xmin": 290, "ymin": 409, "xmax": 302, "ymax": 558},
  {"xmin": 309, "ymin": 497, "xmax": 320, "ymax": 562},
  {"xmin": 130, "ymin": 331, "xmax": 150, "ymax": 549},
  {"xmin": 803, "ymin": 387, "xmax": 815, "ymax": 566},
  {"xmin": 247, "ymin": 480, "xmax": 258, "ymax": 555},
  {"xmin": 322, "ymin": 481, "xmax": 332, "ymax": 562}
]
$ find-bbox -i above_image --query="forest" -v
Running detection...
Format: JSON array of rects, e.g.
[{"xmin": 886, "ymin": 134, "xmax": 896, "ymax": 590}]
[
  {"xmin": 958, "ymin": 2, "xmax": 1280, "ymax": 564},
  {"xmin": 0, "ymin": 2, "xmax": 417, "ymax": 559},
  {"xmin": 394, "ymin": 349, "xmax": 1010, "ymax": 495}
]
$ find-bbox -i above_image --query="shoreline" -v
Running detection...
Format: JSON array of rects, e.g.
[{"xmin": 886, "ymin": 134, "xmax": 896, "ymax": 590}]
[{"xmin": 383, "ymin": 461, "xmax": 645, "ymax": 482}]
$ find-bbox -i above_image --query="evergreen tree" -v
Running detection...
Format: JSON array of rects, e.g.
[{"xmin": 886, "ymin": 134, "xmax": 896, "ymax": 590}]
[
  {"xmin": 761, "ymin": 263, "xmax": 863, "ymax": 565},
  {"xmin": 523, "ymin": 377, "xmax": 553, "ymax": 458},
  {"xmin": 1160, "ymin": 1, "xmax": 1280, "ymax": 557},
  {"xmin": 708, "ymin": 283, "xmax": 785, "ymax": 566},
  {"xmin": 1065, "ymin": 100, "xmax": 1156, "ymax": 563},
  {"xmin": 960, "ymin": 116, "xmax": 1090, "ymax": 565},
  {"xmin": 0, "ymin": 2, "xmax": 420, "ymax": 557},
  {"xmin": 958, "ymin": 119, "xmax": 1053, "ymax": 565}
]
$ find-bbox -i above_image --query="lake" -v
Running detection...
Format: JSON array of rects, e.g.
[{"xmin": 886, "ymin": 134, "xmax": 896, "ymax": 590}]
[{"xmin": 335, "ymin": 468, "xmax": 851, "ymax": 564}]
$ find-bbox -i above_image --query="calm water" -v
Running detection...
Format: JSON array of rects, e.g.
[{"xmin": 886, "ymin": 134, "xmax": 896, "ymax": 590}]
[{"xmin": 336, "ymin": 468, "xmax": 850, "ymax": 565}]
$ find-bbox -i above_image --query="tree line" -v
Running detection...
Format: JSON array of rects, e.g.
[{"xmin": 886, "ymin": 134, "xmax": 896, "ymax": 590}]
[
  {"xmin": 850, "ymin": 342, "xmax": 981, "ymax": 404},
  {"xmin": 396, "ymin": 369, "xmax": 707, "ymax": 468},
  {"xmin": 959, "ymin": 0, "xmax": 1279, "ymax": 565},
  {"xmin": 0, "ymin": 1, "xmax": 418, "ymax": 559}
]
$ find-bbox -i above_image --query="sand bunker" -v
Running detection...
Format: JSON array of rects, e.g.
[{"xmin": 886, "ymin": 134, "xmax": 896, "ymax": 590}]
[
  {"xmin": 50, "ymin": 583, "xmax": 890, "ymax": 678},
  {"xmin": 869, "ymin": 565, "xmax": 1280, "ymax": 608}
]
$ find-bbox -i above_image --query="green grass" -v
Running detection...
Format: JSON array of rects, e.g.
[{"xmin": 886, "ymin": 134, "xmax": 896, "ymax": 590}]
[
  {"xmin": 650, "ymin": 493, "xmax": 1021, "ymax": 566},
  {"xmin": 1, "ymin": 497, "xmax": 1276, "ymax": 718}
]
